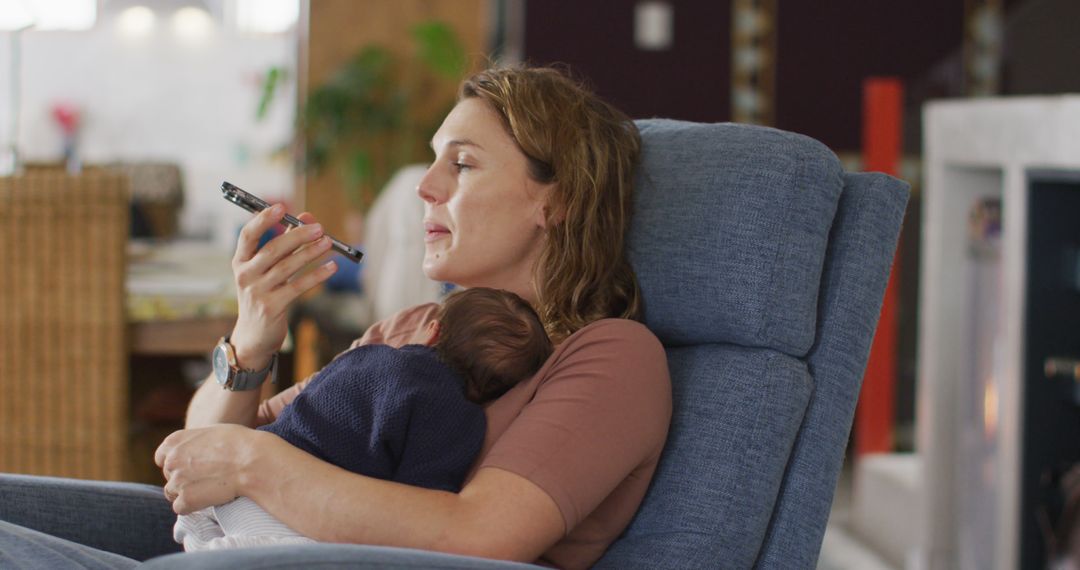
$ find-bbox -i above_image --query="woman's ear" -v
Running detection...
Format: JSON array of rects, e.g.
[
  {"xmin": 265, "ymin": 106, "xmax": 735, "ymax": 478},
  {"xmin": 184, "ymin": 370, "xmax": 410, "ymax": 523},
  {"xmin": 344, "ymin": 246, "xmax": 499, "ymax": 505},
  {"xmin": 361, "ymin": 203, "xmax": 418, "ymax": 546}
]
[{"xmin": 537, "ymin": 184, "xmax": 564, "ymax": 229}]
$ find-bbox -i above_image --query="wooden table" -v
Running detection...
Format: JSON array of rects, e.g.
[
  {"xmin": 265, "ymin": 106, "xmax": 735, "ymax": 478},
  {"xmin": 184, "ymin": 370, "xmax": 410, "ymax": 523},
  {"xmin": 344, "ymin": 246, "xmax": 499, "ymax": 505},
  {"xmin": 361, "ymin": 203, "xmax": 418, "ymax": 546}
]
[
  {"xmin": 129, "ymin": 317, "xmax": 236, "ymax": 355},
  {"xmin": 126, "ymin": 240, "xmax": 238, "ymax": 355}
]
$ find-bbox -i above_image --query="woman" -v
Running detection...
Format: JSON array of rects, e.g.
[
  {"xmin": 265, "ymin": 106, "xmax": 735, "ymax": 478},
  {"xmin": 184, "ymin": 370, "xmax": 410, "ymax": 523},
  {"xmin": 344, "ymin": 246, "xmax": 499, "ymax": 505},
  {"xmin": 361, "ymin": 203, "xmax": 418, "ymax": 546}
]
[{"xmin": 1, "ymin": 66, "xmax": 671, "ymax": 569}]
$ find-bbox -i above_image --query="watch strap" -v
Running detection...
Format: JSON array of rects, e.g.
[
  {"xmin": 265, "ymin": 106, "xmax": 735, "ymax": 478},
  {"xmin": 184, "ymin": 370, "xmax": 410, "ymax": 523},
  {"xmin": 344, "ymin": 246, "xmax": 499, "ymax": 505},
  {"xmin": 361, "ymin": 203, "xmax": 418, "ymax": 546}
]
[
  {"xmin": 229, "ymin": 352, "xmax": 277, "ymax": 391},
  {"xmin": 222, "ymin": 335, "xmax": 278, "ymax": 391}
]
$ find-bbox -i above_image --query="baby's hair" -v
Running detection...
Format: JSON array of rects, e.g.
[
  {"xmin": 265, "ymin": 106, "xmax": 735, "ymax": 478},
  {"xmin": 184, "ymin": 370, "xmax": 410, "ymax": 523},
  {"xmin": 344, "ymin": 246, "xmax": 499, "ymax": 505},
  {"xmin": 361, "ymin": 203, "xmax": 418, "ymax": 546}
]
[{"xmin": 434, "ymin": 288, "xmax": 553, "ymax": 404}]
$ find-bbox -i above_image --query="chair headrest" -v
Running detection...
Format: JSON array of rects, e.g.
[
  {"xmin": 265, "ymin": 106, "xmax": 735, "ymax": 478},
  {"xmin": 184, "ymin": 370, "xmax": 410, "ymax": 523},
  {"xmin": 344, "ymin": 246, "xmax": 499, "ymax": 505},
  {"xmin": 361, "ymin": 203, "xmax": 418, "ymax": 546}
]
[{"xmin": 628, "ymin": 119, "xmax": 844, "ymax": 355}]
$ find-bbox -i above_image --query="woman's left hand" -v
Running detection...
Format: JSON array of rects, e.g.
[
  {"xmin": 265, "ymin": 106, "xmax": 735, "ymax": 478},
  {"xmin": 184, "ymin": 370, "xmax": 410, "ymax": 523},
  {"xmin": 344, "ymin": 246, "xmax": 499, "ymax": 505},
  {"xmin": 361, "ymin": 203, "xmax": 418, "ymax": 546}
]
[{"xmin": 154, "ymin": 424, "xmax": 264, "ymax": 514}]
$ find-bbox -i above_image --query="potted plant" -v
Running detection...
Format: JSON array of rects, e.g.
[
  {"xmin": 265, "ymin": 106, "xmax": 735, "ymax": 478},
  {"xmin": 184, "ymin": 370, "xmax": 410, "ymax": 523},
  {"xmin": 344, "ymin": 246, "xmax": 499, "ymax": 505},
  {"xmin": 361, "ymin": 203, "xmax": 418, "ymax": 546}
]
[{"xmin": 273, "ymin": 20, "xmax": 468, "ymax": 211}]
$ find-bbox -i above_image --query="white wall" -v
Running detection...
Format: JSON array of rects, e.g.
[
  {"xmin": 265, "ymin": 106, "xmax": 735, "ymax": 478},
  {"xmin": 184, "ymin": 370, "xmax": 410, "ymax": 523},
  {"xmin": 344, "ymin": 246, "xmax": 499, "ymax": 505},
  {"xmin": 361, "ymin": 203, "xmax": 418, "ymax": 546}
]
[{"xmin": 0, "ymin": 11, "xmax": 297, "ymax": 249}]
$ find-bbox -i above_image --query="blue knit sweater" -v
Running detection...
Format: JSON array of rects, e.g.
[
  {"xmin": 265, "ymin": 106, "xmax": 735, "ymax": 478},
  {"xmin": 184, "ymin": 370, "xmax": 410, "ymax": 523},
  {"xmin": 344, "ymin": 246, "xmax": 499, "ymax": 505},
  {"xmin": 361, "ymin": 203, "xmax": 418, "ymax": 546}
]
[{"xmin": 259, "ymin": 344, "xmax": 486, "ymax": 493}]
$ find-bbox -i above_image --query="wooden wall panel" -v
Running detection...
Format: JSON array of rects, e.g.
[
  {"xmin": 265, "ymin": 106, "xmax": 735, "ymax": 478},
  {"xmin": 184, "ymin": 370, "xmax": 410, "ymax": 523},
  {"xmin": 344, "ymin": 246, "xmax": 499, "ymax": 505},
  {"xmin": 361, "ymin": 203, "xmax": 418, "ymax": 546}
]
[
  {"xmin": 301, "ymin": 0, "xmax": 491, "ymax": 240},
  {"xmin": 0, "ymin": 172, "xmax": 129, "ymax": 480}
]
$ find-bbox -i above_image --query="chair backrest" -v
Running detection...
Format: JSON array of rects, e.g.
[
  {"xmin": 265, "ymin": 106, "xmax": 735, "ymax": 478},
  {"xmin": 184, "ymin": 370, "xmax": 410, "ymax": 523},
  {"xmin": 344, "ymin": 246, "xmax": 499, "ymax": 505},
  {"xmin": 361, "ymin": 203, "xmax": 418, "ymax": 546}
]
[
  {"xmin": 0, "ymin": 171, "xmax": 130, "ymax": 481},
  {"xmin": 596, "ymin": 120, "xmax": 908, "ymax": 568}
]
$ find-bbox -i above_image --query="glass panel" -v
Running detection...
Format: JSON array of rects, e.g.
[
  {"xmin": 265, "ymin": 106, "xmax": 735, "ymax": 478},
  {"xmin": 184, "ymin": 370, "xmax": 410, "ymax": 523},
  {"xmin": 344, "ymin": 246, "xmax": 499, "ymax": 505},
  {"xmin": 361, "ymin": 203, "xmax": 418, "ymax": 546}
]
[
  {"xmin": 958, "ymin": 195, "xmax": 1003, "ymax": 570},
  {"xmin": 233, "ymin": 0, "xmax": 298, "ymax": 34},
  {"xmin": 26, "ymin": 0, "xmax": 96, "ymax": 31}
]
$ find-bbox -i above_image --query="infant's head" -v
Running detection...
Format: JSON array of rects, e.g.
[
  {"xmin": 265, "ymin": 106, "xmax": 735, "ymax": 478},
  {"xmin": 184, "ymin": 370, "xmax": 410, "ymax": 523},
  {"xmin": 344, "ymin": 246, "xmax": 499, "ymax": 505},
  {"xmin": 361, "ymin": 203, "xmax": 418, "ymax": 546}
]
[{"xmin": 429, "ymin": 287, "xmax": 552, "ymax": 404}]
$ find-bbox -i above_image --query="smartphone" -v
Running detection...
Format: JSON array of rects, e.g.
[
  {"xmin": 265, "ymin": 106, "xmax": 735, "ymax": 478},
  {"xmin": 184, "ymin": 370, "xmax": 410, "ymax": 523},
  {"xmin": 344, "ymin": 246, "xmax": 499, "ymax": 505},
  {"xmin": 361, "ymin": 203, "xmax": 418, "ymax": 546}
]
[{"xmin": 221, "ymin": 181, "xmax": 363, "ymax": 263}]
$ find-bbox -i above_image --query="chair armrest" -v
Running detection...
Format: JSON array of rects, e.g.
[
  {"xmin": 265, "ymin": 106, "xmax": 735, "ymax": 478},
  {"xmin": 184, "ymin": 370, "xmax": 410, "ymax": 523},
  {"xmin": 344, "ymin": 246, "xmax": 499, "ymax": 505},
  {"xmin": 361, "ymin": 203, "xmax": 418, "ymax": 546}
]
[{"xmin": 142, "ymin": 544, "xmax": 546, "ymax": 569}]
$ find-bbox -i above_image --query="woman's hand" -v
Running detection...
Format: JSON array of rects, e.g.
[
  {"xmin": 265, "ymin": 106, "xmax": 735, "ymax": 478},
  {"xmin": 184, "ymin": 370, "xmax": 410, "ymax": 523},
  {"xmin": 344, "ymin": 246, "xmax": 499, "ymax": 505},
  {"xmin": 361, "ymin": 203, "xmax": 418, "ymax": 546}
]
[
  {"xmin": 229, "ymin": 206, "xmax": 338, "ymax": 370},
  {"xmin": 154, "ymin": 424, "xmax": 271, "ymax": 514}
]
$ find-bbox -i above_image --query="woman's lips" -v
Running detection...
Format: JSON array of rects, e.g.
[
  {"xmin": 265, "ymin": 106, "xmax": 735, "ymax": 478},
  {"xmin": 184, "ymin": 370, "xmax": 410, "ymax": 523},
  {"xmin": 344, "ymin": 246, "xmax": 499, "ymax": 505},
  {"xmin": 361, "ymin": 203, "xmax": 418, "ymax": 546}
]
[{"xmin": 424, "ymin": 222, "xmax": 450, "ymax": 243}]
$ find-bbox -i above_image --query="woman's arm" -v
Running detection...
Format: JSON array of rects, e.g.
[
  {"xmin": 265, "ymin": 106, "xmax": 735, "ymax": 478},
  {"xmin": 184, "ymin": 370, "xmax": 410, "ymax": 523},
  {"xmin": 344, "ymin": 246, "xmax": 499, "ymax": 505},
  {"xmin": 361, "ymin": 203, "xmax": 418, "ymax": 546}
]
[
  {"xmin": 259, "ymin": 437, "xmax": 565, "ymax": 561},
  {"xmin": 155, "ymin": 426, "xmax": 565, "ymax": 562},
  {"xmin": 159, "ymin": 316, "xmax": 669, "ymax": 562},
  {"xmin": 186, "ymin": 206, "xmax": 336, "ymax": 429},
  {"xmin": 185, "ymin": 380, "xmax": 264, "ymax": 428}
]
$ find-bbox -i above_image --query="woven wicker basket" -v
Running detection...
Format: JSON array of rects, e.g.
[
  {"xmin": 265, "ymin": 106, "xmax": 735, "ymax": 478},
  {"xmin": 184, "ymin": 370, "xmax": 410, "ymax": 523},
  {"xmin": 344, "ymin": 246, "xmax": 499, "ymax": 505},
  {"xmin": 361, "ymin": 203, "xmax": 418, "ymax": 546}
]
[{"xmin": 0, "ymin": 171, "xmax": 130, "ymax": 480}]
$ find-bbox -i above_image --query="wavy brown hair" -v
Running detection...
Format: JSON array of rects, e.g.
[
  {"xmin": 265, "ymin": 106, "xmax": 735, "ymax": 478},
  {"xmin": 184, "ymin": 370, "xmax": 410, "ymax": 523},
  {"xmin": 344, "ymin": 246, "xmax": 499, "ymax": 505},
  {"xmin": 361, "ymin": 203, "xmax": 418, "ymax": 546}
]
[{"xmin": 459, "ymin": 66, "xmax": 643, "ymax": 342}]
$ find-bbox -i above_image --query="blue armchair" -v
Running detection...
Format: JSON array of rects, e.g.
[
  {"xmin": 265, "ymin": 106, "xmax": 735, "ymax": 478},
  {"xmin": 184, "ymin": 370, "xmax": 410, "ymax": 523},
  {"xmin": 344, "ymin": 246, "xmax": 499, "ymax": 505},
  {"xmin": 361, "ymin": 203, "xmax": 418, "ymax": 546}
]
[
  {"xmin": 0, "ymin": 120, "xmax": 907, "ymax": 569},
  {"xmin": 604, "ymin": 119, "xmax": 908, "ymax": 568}
]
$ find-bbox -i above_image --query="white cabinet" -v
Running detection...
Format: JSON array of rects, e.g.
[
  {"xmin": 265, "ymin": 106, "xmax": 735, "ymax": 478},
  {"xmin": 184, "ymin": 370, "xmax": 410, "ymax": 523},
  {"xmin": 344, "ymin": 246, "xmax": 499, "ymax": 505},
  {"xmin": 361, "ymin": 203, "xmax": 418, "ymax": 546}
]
[{"xmin": 918, "ymin": 96, "xmax": 1080, "ymax": 570}]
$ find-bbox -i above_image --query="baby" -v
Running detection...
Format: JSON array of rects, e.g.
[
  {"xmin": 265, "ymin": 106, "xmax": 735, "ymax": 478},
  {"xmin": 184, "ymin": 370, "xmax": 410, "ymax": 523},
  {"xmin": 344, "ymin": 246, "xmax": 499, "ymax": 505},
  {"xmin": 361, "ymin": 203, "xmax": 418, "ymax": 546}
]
[{"xmin": 174, "ymin": 287, "xmax": 553, "ymax": 550}]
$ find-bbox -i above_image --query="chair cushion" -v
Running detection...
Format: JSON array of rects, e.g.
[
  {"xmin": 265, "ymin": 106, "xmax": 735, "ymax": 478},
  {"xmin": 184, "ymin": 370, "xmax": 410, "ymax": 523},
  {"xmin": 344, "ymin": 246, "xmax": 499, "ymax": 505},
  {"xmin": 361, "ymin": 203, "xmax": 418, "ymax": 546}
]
[
  {"xmin": 755, "ymin": 171, "xmax": 910, "ymax": 568},
  {"xmin": 629, "ymin": 120, "xmax": 844, "ymax": 356},
  {"xmin": 596, "ymin": 344, "xmax": 813, "ymax": 569}
]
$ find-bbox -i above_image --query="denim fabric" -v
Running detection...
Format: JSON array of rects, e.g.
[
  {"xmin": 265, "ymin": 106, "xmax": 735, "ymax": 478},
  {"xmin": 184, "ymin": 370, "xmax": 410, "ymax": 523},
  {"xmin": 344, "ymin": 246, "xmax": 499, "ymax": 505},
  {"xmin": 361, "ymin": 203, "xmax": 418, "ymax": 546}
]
[
  {"xmin": 596, "ymin": 345, "xmax": 813, "ymax": 569},
  {"xmin": 754, "ymin": 172, "xmax": 909, "ymax": 568},
  {"xmin": 0, "ymin": 474, "xmax": 541, "ymax": 569},
  {"xmin": 628, "ymin": 120, "xmax": 843, "ymax": 357},
  {"xmin": 0, "ymin": 473, "xmax": 180, "ymax": 561},
  {"xmin": 0, "ymin": 520, "xmax": 138, "ymax": 569}
]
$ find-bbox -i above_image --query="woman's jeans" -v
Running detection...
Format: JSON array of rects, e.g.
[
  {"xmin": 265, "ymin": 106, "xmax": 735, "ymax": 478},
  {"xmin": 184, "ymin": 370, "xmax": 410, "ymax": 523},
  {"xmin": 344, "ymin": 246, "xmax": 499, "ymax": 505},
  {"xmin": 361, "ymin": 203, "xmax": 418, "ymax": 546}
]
[{"xmin": 0, "ymin": 473, "xmax": 179, "ymax": 567}]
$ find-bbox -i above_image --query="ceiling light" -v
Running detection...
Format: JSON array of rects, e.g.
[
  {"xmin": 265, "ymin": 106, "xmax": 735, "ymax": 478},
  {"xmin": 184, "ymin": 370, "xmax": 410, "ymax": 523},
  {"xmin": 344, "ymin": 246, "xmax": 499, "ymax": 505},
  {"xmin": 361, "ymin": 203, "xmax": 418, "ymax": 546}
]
[
  {"xmin": 171, "ymin": 5, "xmax": 213, "ymax": 41},
  {"xmin": 117, "ymin": 5, "xmax": 155, "ymax": 38}
]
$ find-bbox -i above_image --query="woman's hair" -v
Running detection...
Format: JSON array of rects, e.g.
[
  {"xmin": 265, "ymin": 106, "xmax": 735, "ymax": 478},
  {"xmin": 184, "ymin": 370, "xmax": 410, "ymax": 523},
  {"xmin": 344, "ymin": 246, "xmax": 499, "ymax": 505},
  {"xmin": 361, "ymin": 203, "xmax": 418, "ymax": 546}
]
[
  {"xmin": 434, "ymin": 287, "xmax": 553, "ymax": 404},
  {"xmin": 459, "ymin": 65, "xmax": 643, "ymax": 342}
]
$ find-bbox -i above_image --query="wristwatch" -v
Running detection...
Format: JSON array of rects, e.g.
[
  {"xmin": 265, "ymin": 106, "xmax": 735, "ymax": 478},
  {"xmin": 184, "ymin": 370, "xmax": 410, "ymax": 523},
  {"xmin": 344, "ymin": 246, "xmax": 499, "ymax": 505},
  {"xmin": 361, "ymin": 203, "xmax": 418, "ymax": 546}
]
[{"xmin": 212, "ymin": 336, "xmax": 277, "ymax": 391}]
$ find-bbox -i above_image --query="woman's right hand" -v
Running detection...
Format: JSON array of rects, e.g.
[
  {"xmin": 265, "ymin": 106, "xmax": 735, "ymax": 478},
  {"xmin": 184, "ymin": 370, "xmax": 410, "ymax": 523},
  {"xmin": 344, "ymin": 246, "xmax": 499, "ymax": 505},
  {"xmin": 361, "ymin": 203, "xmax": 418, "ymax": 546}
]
[{"xmin": 228, "ymin": 205, "xmax": 338, "ymax": 370}]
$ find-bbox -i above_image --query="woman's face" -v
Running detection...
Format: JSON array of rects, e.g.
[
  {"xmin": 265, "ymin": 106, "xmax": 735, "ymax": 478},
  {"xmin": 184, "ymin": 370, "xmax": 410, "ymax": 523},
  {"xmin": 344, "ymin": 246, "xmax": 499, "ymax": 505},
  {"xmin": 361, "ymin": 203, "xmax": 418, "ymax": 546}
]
[{"xmin": 418, "ymin": 98, "xmax": 551, "ymax": 302}]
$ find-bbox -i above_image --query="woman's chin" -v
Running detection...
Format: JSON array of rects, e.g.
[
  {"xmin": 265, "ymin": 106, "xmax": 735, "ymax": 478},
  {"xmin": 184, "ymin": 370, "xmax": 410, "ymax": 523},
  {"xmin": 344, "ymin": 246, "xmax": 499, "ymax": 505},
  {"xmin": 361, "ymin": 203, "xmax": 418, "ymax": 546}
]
[{"xmin": 422, "ymin": 256, "xmax": 451, "ymax": 283}]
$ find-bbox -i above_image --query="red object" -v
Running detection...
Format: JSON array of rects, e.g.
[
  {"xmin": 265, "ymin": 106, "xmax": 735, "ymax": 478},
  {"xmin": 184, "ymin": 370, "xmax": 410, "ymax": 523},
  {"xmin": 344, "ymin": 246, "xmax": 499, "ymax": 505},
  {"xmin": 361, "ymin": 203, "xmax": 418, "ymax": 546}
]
[
  {"xmin": 855, "ymin": 78, "xmax": 902, "ymax": 457},
  {"xmin": 51, "ymin": 103, "xmax": 81, "ymax": 135}
]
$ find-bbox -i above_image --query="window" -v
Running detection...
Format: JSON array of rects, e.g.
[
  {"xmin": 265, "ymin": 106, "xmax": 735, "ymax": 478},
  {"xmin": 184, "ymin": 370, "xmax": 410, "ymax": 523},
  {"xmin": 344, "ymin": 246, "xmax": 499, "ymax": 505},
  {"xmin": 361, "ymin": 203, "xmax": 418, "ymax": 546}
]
[
  {"xmin": 2, "ymin": 0, "xmax": 97, "ymax": 31},
  {"xmin": 231, "ymin": 0, "xmax": 298, "ymax": 34}
]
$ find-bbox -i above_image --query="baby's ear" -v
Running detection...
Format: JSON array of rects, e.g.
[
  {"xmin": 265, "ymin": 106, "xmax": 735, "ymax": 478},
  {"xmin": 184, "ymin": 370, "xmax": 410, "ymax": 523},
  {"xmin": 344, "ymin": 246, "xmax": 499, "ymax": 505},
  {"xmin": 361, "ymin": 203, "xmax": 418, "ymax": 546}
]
[{"xmin": 425, "ymin": 320, "xmax": 442, "ymax": 346}]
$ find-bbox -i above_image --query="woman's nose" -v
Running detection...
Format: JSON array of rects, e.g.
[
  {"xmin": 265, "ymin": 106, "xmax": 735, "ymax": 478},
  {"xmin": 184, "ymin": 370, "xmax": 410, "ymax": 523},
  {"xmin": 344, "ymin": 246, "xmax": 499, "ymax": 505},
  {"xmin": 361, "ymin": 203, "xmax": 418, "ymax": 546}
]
[{"xmin": 416, "ymin": 165, "xmax": 445, "ymax": 204}]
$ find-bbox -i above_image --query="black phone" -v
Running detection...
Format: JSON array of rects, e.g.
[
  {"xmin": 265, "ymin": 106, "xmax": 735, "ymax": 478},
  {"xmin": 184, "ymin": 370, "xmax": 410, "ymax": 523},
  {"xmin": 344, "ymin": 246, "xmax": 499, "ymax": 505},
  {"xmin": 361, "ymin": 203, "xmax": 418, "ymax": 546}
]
[{"xmin": 221, "ymin": 181, "xmax": 363, "ymax": 263}]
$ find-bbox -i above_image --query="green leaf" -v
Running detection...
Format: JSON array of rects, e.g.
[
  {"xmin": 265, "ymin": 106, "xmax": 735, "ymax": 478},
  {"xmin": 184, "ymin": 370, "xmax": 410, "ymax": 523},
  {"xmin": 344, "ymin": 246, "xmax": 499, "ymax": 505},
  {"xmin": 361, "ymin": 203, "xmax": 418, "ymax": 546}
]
[
  {"xmin": 411, "ymin": 21, "xmax": 467, "ymax": 79},
  {"xmin": 296, "ymin": 20, "xmax": 467, "ymax": 212},
  {"xmin": 256, "ymin": 66, "xmax": 285, "ymax": 122},
  {"xmin": 346, "ymin": 150, "xmax": 373, "ymax": 201},
  {"xmin": 304, "ymin": 133, "xmax": 333, "ymax": 173}
]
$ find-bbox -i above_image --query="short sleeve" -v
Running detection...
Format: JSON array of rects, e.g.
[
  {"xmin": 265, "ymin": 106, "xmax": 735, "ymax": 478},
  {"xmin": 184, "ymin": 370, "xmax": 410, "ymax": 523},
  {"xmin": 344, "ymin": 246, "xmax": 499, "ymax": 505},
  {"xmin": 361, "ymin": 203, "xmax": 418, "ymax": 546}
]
[
  {"xmin": 478, "ymin": 319, "xmax": 672, "ymax": 532},
  {"xmin": 350, "ymin": 303, "xmax": 440, "ymax": 350}
]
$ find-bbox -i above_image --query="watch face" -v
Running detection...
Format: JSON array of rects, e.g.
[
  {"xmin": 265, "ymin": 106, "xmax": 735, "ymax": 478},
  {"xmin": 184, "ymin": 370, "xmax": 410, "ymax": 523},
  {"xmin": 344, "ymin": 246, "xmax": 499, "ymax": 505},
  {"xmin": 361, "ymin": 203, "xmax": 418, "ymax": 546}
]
[{"xmin": 212, "ymin": 344, "xmax": 230, "ymax": 385}]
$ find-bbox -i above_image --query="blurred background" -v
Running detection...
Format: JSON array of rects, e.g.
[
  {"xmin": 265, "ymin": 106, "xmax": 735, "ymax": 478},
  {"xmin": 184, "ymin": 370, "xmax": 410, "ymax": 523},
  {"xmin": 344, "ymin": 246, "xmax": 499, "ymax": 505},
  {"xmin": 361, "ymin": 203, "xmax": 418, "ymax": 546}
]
[{"xmin": 1, "ymin": 1, "xmax": 1078, "ymax": 568}]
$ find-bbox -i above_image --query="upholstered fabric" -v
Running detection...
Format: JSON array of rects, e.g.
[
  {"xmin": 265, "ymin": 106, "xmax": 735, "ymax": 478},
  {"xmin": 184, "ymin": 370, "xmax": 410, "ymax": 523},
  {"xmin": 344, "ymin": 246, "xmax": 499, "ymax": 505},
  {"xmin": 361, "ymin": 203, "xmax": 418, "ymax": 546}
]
[
  {"xmin": 0, "ymin": 474, "xmax": 180, "ymax": 561},
  {"xmin": 755, "ymin": 172, "xmax": 909, "ymax": 568},
  {"xmin": 589, "ymin": 120, "xmax": 908, "ymax": 569},
  {"xmin": 141, "ymin": 544, "xmax": 542, "ymax": 569},
  {"xmin": 629, "ymin": 119, "xmax": 844, "ymax": 356},
  {"xmin": 595, "ymin": 345, "xmax": 813, "ymax": 569},
  {"xmin": 598, "ymin": 121, "xmax": 908, "ymax": 568}
]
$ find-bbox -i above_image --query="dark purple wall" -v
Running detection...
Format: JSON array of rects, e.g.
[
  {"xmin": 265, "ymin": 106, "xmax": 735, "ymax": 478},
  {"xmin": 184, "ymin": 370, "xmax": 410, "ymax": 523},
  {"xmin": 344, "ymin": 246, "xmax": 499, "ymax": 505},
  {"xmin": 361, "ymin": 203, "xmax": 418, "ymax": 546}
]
[
  {"xmin": 774, "ymin": 2, "xmax": 963, "ymax": 150},
  {"xmin": 524, "ymin": 0, "xmax": 965, "ymax": 150},
  {"xmin": 523, "ymin": 0, "xmax": 730, "ymax": 124}
]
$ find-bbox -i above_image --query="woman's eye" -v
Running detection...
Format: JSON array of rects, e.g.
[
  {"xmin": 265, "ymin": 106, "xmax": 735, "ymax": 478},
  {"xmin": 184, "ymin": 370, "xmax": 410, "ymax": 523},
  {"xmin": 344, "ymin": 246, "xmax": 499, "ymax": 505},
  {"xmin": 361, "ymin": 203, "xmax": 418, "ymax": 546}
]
[{"xmin": 452, "ymin": 161, "xmax": 471, "ymax": 172}]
